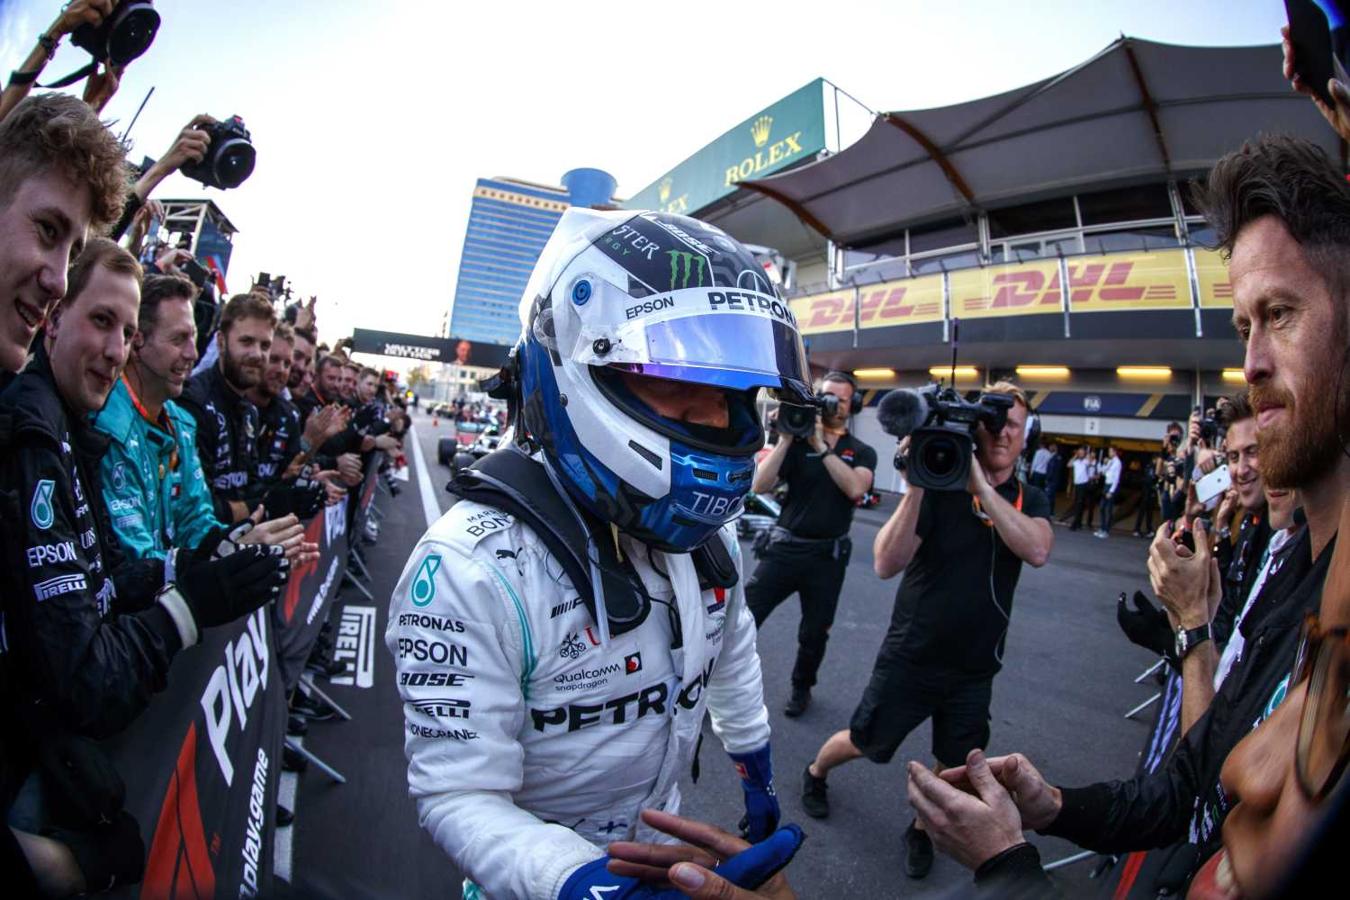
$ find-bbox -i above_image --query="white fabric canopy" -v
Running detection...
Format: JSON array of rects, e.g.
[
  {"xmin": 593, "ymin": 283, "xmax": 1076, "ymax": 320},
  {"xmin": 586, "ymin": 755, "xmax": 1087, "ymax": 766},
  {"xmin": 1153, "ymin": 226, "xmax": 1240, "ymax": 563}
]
[{"xmin": 740, "ymin": 38, "xmax": 1344, "ymax": 248}]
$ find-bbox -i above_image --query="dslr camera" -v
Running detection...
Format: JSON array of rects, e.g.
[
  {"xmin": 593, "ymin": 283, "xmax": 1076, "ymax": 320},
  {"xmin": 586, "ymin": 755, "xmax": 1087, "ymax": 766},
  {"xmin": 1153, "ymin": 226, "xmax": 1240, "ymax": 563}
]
[
  {"xmin": 880, "ymin": 385, "xmax": 1014, "ymax": 491},
  {"xmin": 776, "ymin": 392, "xmax": 845, "ymax": 439},
  {"xmin": 181, "ymin": 116, "xmax": 256, "ymax": 190},
  {"xmin": 71, "ymin": 0, "xmax": 159, "ymax": 66}
]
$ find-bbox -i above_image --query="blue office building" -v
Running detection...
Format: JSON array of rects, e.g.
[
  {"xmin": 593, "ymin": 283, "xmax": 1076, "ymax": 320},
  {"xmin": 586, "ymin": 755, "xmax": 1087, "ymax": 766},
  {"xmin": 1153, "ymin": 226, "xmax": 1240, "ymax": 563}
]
[{"xmin": 449, "ymin": 169, "xmax": 616, "ymax": 346}]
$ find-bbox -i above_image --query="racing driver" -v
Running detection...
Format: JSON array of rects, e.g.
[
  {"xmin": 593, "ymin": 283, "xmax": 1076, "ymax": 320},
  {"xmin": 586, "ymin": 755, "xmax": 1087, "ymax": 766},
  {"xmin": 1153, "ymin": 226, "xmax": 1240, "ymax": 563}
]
[{"xmin": 387, "ymin": 209, "xmax": 808, "ymax": 899}]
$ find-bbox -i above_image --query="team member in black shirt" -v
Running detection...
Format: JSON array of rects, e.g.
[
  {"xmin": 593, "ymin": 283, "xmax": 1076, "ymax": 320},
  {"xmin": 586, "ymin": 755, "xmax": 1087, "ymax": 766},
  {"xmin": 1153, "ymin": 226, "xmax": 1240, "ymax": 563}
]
[
  {"xmin": 800, "ymin": 380, "xmax": 1052, "ymax": 879},
  {"xmin": 747, "ymin": 371, "xmax": 877, "ymax": 717}
]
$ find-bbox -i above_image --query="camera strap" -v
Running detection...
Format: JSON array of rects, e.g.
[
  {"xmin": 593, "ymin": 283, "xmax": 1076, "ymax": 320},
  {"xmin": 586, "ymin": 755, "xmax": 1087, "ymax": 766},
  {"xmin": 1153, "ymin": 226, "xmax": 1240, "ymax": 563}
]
[{"xmin": 39, "ymin": 60, "xmax": 98, "ymax": 89}]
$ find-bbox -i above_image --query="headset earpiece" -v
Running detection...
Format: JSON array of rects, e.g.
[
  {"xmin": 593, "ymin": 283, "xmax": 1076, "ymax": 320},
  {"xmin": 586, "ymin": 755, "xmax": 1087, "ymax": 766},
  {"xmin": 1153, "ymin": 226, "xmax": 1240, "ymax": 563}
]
[{"xmin": 825, "ymin": 371, "xmax": 864, "ymax": 416}]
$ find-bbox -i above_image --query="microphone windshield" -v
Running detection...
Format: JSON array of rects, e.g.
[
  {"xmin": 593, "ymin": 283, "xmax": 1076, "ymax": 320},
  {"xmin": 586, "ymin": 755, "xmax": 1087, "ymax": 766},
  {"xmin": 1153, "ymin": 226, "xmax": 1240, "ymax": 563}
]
[{"xmin": 878, "ymin": 388, "xmax": 928, "ymax": 437}]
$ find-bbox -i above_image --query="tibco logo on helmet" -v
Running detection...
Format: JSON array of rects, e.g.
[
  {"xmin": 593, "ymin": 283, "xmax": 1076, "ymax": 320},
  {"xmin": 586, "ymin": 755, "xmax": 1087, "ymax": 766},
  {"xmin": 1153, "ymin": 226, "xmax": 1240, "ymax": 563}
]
[{"xmin": 513, "ymin": 209, "xmax": 812, "ymax": 553}]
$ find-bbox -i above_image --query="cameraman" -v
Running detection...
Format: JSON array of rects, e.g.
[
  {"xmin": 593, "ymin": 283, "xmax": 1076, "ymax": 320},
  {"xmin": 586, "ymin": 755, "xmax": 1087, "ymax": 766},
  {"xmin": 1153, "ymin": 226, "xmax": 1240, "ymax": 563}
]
[
  {"xmin": 800, "ymin": 381, "xmax": 1051, "ymax": 881},
  {"xmin": 746, "ymin": 371, "xmax": 876, "ymax": 718}
]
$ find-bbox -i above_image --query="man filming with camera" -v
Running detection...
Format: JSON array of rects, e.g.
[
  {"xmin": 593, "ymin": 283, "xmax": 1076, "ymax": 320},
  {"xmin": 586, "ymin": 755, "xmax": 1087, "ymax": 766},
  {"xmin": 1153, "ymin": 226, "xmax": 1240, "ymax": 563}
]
[
  {"xmin": 746, "ymin": 372, "xmax": 877, "ymax": 717},
  {"xmin": 799, "ymin": 380, "xmax": 1052, "ymax": 880}
]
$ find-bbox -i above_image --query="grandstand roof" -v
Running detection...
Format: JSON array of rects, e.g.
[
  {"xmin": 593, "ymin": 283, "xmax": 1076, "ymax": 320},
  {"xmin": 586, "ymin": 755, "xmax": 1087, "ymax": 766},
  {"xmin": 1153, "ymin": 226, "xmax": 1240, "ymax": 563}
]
[{"xmin": 711, "ymin": 37, "xmax": 1343, "ymax": 252}]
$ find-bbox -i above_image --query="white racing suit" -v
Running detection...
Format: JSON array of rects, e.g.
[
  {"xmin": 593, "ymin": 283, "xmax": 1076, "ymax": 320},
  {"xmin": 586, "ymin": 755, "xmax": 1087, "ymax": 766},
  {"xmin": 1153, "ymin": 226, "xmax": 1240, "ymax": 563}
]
[{"xmin": 386, "ymin": 499, "xmax": 771, "ymax": 899}]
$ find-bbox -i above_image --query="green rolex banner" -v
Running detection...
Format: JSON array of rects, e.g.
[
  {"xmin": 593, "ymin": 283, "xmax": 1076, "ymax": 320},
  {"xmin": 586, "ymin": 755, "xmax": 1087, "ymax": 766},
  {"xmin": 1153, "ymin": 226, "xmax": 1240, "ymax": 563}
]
[{"xmin": 626, "ymin": 78, "xmax": 826, "ymax": 216}]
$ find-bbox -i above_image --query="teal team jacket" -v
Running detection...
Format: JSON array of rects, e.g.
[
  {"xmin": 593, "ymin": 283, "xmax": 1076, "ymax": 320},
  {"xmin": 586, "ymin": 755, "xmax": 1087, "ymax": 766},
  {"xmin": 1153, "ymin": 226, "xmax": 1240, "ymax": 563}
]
[{"xmin": 94, "ymin": 379, "xmax": 223, "ymax": 561}]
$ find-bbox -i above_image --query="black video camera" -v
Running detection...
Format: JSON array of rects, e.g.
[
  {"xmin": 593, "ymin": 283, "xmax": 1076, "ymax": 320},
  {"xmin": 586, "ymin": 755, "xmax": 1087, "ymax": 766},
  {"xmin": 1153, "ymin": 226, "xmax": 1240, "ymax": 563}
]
[
  {"xmin": 881, "ymin": 385, "xmax": 1013, "ymax": 491},
  {"xmin": 180, "ymin": 116, "xmax": 256, "ymax": 190},
  {"xmin": 71, "ymin": 1, "xmax": 159, "ymax": 67},
  {"xmin": 776, "ymin": 393, "xmax": 844, "ymax": 439},
  {"xmin": 1194, "ymin": 405, "xmax": 1220, "ymax": 444}
]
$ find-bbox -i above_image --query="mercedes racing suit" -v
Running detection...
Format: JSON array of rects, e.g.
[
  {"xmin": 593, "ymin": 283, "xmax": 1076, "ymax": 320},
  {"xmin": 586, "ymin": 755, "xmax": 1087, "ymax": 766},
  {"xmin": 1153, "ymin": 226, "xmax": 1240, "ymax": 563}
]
[
  {"xmin": 386, "ymin": 501, "xmax": 771, "ymax": 900},
  {"xmin": 178, "ymin": 364, "xmax": 259, "ymax": 521},
  {"xmin": 0, "ymin": 351, "xmax": 181, "ymax": 807}
]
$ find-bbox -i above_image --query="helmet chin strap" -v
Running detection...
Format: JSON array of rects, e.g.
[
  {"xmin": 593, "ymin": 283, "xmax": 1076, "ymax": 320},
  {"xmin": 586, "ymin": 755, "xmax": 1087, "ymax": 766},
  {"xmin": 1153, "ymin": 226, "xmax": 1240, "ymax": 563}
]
[{"xmin": 540, "ymin": 454, "xmax": 614, "ymax": 646}]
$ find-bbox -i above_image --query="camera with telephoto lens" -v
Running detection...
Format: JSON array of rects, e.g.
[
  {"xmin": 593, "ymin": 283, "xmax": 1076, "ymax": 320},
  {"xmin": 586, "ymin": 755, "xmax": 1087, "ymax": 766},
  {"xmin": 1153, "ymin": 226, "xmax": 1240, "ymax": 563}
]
[
  {"xmin": 71, "ymin": 1, "xmax": 160, "ymax": 66},
  {"xmin": 180, "ymin": 116, "xmax": 256, "ymax": 190},
  {"xmin": 881, "ymin": 385, "xmax": 1013, "ymax": 491},
  {"xmin": 776, "ymin": 393, "xmax": 843, "ymax": 439}
]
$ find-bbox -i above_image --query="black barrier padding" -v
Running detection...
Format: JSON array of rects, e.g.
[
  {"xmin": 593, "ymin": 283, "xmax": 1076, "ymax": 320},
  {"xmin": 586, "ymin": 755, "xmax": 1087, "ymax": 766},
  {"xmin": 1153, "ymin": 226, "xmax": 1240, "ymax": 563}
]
[
  {"xmin": 102, "ymin": 606, "xmax": 285, "ymax": 898},
  {"xmin": 275, "ymin": 453, "xmax": 384, "ymax": 692},
  {"xmin": 1094, "ymin": 668, "xmax": 1185, "ymax": 898},
  {"xmin": 275, "ymin": 501, "xmax": 349, "ymax": 692}
]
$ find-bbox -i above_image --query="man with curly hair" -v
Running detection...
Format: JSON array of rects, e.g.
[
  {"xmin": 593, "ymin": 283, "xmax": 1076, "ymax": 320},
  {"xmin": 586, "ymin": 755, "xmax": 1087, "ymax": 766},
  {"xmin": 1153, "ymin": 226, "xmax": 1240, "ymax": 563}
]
[{"xmin": 0, "ymin": 92, "xmax": 128, "ymax": 375}]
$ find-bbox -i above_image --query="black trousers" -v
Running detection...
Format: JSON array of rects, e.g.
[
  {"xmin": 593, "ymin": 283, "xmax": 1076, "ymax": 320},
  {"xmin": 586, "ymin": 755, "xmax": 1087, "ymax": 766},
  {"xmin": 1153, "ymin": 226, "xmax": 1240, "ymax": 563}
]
[{"xmin": 746, "ymin": 534, "xmax": 852, "ymax": 690}]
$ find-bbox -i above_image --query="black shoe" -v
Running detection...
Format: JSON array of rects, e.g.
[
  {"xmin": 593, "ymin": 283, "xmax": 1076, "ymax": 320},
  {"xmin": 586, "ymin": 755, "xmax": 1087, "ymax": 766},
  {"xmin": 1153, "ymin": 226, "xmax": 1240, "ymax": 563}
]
[
  {"xmin": 276, "ymin": 803, "xmax": 294, "ymax": 827},
  {"xmin": 904, "ymin": 820, "xmax": 934, "ymax": 879},
  {"xmin": 282, "ymin": 744, "xmax": 309, "ymax": 773},
  {"xmin": 287, "ymin": 714, "xmax": 309, "ymax": 737},
  {"xmin": 306, "ymin": 654, "xmax": 348, "ymax": 679},
  {"xmin": 784, "ymin": 686, "xmax": 811, "ymax": 718},
  {"xmin": 801, "ymin": 764, "xmax": 830, "ymax": 818},
  {"xmin": 292, "ymin": 693, "xmax": 335, "ymax": 721}
]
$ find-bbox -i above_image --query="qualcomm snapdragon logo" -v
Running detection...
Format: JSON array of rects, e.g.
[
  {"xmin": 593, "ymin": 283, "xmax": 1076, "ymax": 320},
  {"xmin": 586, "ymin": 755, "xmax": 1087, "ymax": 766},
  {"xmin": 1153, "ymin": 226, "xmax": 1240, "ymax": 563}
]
[{"xmin": 411, "ymin": 553, "xmax": 442, "ymax": 607}]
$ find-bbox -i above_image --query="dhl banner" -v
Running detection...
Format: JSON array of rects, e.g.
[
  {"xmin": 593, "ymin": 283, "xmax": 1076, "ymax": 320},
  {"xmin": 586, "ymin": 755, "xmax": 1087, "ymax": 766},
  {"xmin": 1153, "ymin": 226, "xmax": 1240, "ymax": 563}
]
[
  {"xmin": 1193, "ymin": 249, "xmax": 1234, "ymax": 308},
  {"xmin": 859, "ymin": 274, "xmax": 944, "ymax": 330},
  {"xmin": 950, "ymin": 260, "xmax": 1063, "ymax": 319},
  {"xmin": 788, "ymin": 248, "xmax": 1217, "ymax": 336},
  {"xmin": 790, "ymin": 288, "xmax": 853, "ymax": 336},
  {"xmin": 1065, "ymin": 250, "xmax": 1192, "ymax": 312},
  {"xmin": 789, "ymin": 274, "xmax": 945, "ymax": 336}
]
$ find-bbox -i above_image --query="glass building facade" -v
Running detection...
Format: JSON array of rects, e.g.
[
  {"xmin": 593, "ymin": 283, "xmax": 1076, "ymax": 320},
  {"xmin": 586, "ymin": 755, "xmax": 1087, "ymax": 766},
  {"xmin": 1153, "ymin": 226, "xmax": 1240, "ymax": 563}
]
[{"xmin": 448, "ymin": 178, "xmax": 571, "ymax": 346}]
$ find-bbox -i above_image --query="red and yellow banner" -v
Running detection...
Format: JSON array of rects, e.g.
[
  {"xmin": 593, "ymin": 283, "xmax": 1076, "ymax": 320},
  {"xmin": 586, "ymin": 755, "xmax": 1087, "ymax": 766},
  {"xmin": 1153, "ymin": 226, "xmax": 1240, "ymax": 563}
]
[
  {"xmin": 788, "ymin": 274, "xmax": 945, "ymax": 336},
  {"xmin": 1193, "ymin": 249, "xmax": 1234, "ymax": 308},
  {"xmin": 950, "ymin": 261, "xmax": 1063, "ymax": 319},
  {"xmin": 858, "ymin": 274, "xmax": 944, "ymax": 330},
  {"xmin": 789, "ymin": 248, "xmax": 1217, "ymax": 333},
  {"xmin": 1066, "ymin": 250, "xmax": 1192, "ymax": 312},
  {"xmin": 789, "ymin": 288, "xmax": 854, "ymax": 335}
]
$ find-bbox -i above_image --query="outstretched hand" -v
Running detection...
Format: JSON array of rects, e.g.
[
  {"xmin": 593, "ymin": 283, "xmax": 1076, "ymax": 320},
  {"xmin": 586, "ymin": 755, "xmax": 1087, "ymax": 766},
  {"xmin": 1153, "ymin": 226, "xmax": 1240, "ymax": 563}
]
[
  {"xmin": 907, "ymin": 751, "xmax": 1026, "ymax": 871},
  {"xmin": 605, "ymin": 809, "xmax": 798, "ymax": 899}
]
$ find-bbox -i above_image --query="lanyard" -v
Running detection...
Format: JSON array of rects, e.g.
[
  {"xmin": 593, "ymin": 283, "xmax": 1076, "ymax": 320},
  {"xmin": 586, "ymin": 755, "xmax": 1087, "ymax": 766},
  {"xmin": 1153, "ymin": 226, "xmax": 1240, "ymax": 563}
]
[
  {"xmin": 972, "ymin": 481, "xmax": 1023, "ymax": 525},
  {"xmin": 122, "ymin": 375, "xmax": 179, "ymax": 475}
]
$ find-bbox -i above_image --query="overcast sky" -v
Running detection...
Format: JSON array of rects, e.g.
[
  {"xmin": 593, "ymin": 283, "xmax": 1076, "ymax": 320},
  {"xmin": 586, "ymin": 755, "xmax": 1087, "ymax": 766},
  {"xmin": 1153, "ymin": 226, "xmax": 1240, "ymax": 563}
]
[{"xmin": 0, "ymin": 0, "xmax": 1286, "ymax": 354}]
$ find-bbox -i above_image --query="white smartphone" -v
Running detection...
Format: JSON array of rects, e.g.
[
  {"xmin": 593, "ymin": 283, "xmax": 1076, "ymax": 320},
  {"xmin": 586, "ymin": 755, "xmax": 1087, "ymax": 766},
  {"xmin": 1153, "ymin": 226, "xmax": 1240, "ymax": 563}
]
[{"xmin": 1194, "ymin": 465, "xmax": 1232, "ymax": 511}]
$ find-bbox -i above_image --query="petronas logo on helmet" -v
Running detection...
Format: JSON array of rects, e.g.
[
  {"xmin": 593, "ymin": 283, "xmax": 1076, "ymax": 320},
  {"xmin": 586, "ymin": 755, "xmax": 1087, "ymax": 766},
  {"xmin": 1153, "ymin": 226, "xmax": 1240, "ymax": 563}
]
[{"xmin": 667, "ymin": 250, "xmax": 708, "ymax": 289}]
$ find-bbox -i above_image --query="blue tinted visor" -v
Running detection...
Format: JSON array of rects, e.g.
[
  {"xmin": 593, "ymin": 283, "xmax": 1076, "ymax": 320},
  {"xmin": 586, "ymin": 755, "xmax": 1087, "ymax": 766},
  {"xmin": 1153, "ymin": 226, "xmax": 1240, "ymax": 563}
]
[{"xmin": 600, "ymin": 312, "xmax": 811, "ymax": 403}]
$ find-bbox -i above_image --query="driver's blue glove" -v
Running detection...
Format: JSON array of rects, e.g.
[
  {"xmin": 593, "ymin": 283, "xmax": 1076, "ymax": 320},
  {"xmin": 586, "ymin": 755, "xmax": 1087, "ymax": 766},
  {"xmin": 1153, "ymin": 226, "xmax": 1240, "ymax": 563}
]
[
  {"xmin": 729, "ymin": 744, "xmax": 780, "ymax": 843},
  {"xmin": 557, "ymin": 824, "xmax": 805, "ymax": 899}
]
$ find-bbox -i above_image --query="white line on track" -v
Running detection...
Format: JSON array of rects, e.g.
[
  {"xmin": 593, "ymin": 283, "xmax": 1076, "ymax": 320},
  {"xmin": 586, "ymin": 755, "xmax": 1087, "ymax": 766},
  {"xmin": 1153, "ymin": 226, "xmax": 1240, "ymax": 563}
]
[{"xmin": 408, "ymin": 422, "xmax": 443, "ymax": 529}]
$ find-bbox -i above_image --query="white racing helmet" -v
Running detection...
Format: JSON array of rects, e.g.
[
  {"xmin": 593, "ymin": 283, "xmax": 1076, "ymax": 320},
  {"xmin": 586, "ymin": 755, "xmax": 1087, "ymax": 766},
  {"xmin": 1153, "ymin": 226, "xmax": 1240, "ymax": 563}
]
[{"xmin": 514, "ymin": 208, "xmax": 812, "ymax": 552}]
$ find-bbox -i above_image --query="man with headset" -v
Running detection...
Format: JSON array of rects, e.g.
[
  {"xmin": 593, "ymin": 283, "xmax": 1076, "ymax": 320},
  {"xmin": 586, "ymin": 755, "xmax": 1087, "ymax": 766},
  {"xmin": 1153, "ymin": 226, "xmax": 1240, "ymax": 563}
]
[
  {"xmin": 747, "ymin": 371, "xmax": 877, "ymax": 718},
  {"xmin": 799, "ymin": 381, "xmax": 1052, "ymax": 880}
]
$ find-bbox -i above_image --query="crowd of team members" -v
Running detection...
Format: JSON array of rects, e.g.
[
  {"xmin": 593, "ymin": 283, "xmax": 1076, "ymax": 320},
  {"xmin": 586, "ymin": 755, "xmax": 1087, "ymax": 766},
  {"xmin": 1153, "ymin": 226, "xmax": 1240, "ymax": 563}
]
[{"xmin": 0, "ymin": 89, "xmax": 406, "ymax": 895}]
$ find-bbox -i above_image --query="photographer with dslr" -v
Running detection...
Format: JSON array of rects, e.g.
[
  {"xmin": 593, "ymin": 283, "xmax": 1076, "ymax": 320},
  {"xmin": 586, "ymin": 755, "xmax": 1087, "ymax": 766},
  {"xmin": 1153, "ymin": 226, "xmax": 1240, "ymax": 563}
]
[
  {"xmin": 746, "ymin": 372, "xmax": 876, "ymax": 718},
  {"xmin": 0, "ymin": 1, "xmax": 154, "ymax": 124},
  {"xmin": 800, "ymin": 381, "xmax": 1051, "ymax": 881}
]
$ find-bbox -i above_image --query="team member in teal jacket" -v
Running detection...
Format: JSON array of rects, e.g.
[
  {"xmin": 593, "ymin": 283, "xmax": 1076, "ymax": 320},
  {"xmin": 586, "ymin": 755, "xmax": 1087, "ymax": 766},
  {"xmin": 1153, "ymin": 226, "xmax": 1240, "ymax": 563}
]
[
  {"xmin": 97, "ymin": 377, "xmax": 220, "ymax": 559},
  {"xmin": 94, "ymin": 275, "xmax": 222, "ymax": 559}
]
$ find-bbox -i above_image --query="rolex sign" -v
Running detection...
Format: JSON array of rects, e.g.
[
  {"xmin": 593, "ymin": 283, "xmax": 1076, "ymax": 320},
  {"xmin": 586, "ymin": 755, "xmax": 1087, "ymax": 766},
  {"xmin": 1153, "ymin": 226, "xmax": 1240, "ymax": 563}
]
[{"xmin": 626, "ymin": 79, "xmax": 827, "ymax": 217}]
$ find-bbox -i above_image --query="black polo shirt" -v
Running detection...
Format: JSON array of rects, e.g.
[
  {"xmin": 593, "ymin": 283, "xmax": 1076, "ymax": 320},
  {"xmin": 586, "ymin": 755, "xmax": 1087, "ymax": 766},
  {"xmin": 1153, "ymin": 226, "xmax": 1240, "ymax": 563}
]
[
  {"xmin": 774, "ymin": 433, "xmax": 877, "ymax": 540},
  {"xmin": 883, "ymin": 476, "xmax": 1051, "ymax": 677}
]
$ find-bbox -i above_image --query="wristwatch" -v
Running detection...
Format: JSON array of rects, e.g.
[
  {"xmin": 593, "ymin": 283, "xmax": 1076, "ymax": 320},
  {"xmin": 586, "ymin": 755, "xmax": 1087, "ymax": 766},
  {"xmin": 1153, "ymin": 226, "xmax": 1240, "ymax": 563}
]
[{"xmin": 1175, "ymin": 623, "xmax": 1213, "ymax": 660}]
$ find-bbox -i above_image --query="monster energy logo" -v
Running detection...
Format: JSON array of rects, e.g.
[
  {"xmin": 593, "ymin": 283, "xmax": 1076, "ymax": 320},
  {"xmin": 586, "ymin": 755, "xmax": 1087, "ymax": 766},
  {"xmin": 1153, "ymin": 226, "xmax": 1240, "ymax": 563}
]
[
  {"xmin": 667, "ymin": 250, "xmax": 708, "ymax": 289},
  {"xmin": 411, "ymin": 553, "xmax": 443, "ymax": 607}
]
